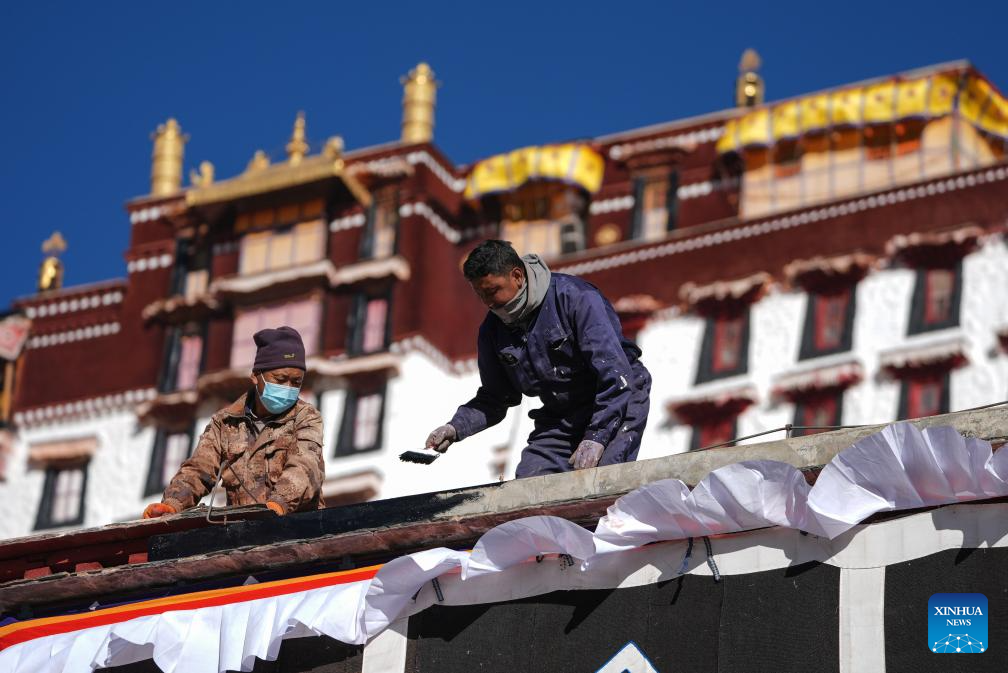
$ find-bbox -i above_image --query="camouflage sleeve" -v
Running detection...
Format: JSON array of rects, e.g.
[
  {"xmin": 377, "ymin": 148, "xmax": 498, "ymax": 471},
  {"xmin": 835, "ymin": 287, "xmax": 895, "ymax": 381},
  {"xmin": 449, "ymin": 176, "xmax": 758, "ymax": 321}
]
[
  {"xmin": 162, "ymin": 416, "xmax": 225, "ymax": 512},
  {"xmin": 267, "ymin": 405, "xmax": 324, "ymax": 513}
]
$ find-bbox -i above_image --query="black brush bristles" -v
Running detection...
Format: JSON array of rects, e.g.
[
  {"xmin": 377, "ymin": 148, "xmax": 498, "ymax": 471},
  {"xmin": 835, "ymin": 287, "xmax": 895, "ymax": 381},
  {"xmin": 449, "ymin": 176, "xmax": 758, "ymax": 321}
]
[{"xmin": 399, "ymin": 450, "xmax": 440, "ymax": 465}]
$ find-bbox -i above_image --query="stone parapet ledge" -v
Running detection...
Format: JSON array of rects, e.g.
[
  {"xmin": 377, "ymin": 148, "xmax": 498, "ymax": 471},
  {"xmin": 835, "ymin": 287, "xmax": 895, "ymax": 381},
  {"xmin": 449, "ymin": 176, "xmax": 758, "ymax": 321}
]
[{"xmin": 1, "ymin": 406, "xmax": 1005, "ymax": 611}]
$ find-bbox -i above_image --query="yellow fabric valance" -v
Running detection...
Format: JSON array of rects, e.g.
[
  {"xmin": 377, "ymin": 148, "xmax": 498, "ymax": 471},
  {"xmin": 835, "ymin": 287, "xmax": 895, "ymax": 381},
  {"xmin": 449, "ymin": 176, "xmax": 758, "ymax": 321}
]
[
  {"xmin": 464, "ymin": 143, "xmax": 605, "ymax": 200},
  {"xmin": 717, "ymin": 73, "xmax": 1008, "ymax": 153}
]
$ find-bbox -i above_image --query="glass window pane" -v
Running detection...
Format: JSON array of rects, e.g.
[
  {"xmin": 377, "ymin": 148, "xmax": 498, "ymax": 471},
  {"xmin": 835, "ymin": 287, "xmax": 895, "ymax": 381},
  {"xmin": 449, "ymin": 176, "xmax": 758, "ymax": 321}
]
[
  {"xmin": 372, "ymin": 204, "xmax": 396, "ymax": 258},
  {"xmin": 231, "ymin": 309, "xmax": 263, "ymax": 369},
  {"xmin": 353, "ymin": 393, "xmax": 382, "ymax": 450},
  {"xmin": 176, "ymin": 336, "xmax": 203, "ymax": 390},
  {"xmin": 53, "ymin": 467, "xmax": 83, "ymax": 523},
  {"xmin": 184, "ymin": 269, "xmax": 208, "ymax": 300},
  {"xmin": 283, "ymin": 299, "xmax": 321, "ymax": 356},
  {"xmin": 268, "ymin": 230, "xmax": 294, "ymax": 271},
  {"xmin": 162, "ymin": 434, "xmax": 190, "ymax": 487},
  {"xmin": 362, "ymin": 299, "xmax": 388, "ymax": 353},
  {"xmin": 925, "ymin": 269, "xmax": 955, "ymax": 324},
  {"xmin": 240, "ymin": 233, "xmax": 269, "ymax": 275},
  {"xmin": 293, "ymin": 221, "xmax": 325, "ymax": 265}
]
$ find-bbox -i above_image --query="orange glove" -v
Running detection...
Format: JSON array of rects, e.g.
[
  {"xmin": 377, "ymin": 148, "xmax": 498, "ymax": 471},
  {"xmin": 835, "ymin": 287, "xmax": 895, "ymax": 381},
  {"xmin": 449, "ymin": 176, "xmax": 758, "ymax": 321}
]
[
  {"xmin": 143, "ymin": 502, "xmax": 177, "ymax": 519},
  {"xmin": 265, "ymin": 501, "xmax": 286, "ymax": 516}
]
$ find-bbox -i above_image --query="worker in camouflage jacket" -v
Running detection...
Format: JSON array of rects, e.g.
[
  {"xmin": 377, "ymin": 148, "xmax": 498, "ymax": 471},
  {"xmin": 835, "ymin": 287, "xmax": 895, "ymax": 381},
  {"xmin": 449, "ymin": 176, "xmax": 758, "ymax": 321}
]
[{"xmin": 143, "ymin": 326, "xmax": 325, "ymax": 519}]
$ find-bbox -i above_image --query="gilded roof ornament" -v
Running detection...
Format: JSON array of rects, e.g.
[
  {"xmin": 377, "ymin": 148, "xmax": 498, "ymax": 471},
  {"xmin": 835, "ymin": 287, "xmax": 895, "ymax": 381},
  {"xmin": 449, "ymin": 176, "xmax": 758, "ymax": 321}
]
[
  {"xmin": 190, "ymin": 161, "xmax": 215, "ymax": 187},
  {"xmin": 736, "ymin": 48, "xmax": 765, "ymax": 108},
  {"xmin": 739, "ymin": 48, "xmax": 762, "ymax": 74},
  {"xmin": 286, "ymin": 112, "xmax": 310, "ymax": 165},
  {"xmin": 38, "ymin": 232, "xmax": 67, "ymax": 293},
  {"xmin": 41, "ymin": 231, "xmax": 68, "ymax": 256},
  {"xmin": 246, "ymin": 150, "xmax": 271, "ymax": 173},
  {"xmin": 150, "ymin": 118, "xmax": 188, "ymax": 196},
  {"xmin": 323, "ymin": 136, "xmax": 344, "ymax": 161},
  {"xmin": 401, "ymin": 62, "xmax": 439, "ymax": 144}
]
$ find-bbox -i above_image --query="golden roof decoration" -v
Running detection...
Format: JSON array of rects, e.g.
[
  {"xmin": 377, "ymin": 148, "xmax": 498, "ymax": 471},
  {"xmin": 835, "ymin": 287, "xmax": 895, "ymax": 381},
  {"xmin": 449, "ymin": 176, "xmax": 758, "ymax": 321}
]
[
  {"xmin": 465, "ymin": 143, "xmax": 605, "ymax": 200},
  {"xmin": 190, "ymin": 161, "xmax": 215, "ymax": 187},
  {"xmin": 718, "ymin": 70, "xmax": 1008, "ymax": 154},
  {"xmin": 41, "ymin": 231, "xmax": 68, "ymax": 256},
  {"xmin": 246, "ymin": 150, "xmax": 271, "ymax": 173},
  {"xmin": 39, "ymin": 232, "xmax": 67, "ymax": 293},
  {"xmin": 286, "ymin": 112, "xmax": 310, "ymax": 164},
  {"xmin": 401, "ymin": 62, "xmax": 439, "ymax": 144},
  {"xmin": 186, "ymin": 117, "xmax": 370, "ymax": 209},
  {"xmin": 150, "ymin": 118, "xmax": 188, "ymax": 196},
  {"xmin": 739, "ymin": 49, "xmax": 761, "ymax": 73}
]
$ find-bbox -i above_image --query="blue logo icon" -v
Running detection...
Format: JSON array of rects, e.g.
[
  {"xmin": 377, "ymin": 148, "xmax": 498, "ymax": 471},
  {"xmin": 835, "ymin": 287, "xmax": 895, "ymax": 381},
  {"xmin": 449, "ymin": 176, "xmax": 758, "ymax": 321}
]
[{"xmin": 929, "ymin": 593, "xmax": 987, "ymax": 653}]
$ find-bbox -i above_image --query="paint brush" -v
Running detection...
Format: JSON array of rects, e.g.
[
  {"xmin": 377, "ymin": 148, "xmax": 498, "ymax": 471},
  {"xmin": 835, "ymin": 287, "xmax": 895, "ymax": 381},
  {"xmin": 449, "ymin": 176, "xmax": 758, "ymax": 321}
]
[{"xmin": 398, "ymin": 449, "xmax": 440, "ymax": 465}]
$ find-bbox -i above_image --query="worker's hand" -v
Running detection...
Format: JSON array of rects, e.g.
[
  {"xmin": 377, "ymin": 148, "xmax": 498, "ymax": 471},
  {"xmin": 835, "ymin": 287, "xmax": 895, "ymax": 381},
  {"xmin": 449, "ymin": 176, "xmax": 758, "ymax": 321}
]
[
  {"xmin": 143, "ymin": 502, "xmax": 177, "ymax": 519},
  {"xmin": 265, "ymin": 501, "xmax": 286, "ymax": 516},
  {"xmin": 569, "ymin": 440, "xmax": 605, "ymax": 470},
  {"xmin": 425, "ymin": 424, "xmax": 457, "ymax": 453}
]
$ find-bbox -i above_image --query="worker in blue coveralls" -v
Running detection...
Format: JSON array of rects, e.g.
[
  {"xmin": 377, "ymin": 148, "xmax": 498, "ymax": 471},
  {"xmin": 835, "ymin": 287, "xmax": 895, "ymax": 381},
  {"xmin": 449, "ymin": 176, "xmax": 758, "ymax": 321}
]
[{"xmin": 424, "ymin": 240, "xmax": 651, "ymax": 478}]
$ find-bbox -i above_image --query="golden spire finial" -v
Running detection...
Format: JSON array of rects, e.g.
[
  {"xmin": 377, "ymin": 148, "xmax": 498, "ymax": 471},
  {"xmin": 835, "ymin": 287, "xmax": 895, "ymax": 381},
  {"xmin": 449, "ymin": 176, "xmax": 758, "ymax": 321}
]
[
  {"xmin": 286, "ymin": 111, "xmax": 309, "ymax": 164},
  {"xmin": 401, "ymin": 62, "xmax": 439, "ymax": 144},
  {"xmin": 735, "ymin": 48, "xmax": 764, "ymax": 108},
  {"xmin": 38, "ymin": 232, "xmax": 67, "ymax": 293},
  {"xmin": 190, "ymin": 160, "xmax": 215, "ymax": 187},
  {"xmin": 150, "ymin": 118, "xmax": 188, "ymax": 196},
  {"xmin": 246, "ymin": 150, "xmax": 271, "ymax": 173},
  {"xmin": 323, "ymin": 135, "xmax": 344, "ymax": 161},
  {"xmin": 42, "ymin": 231, "xmax": 68, "ymax": 256},
  {"xmin": 739, "ymin": 48, "xmax": 762, "ymax": 73}
]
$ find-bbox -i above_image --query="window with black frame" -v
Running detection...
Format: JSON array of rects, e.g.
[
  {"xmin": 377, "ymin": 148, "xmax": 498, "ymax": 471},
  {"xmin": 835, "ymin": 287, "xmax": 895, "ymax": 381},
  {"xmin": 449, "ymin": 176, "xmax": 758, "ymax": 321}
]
[
  {"xmin": 695, "ymin": 310, "xmax": 750, "ymax": 384},
  {"xmin": 361, "ymin": 188, "xmax": 399, "ymax": 259},
  {"xmin": 335, "ymin": 381, "xmax": 387, "ymax": 456},
  {"xmin": 348, "ymin": 289, "xmax": 392, "ymax": 356},
  {"xmin": 907, "ymin": 263, "xmax": 962, "ymax": 335},
  {"xmin": 898, "ymin": 373, "xmax": 950, "ymax": 420},
  {"xmin": 144, "ymin": 428, "xmax": 194, "ymax": 497},
  {"xmin": 34, "ymin": 462, "xmax": 89, "ymax": 530},
  {"xmin": 631, "ymin": 170, "xmax": 679, "ymax": 242},
  {"xmin": 792, "ymin": 391, "xmax": 844, "ymax": 436},
  {"xmin": 690, "ymin": 416, "xmax": 736, "ymax": 451},
  {"xmin": 799, "ymin": 287, "xmax": 856, "ymax": 360}
]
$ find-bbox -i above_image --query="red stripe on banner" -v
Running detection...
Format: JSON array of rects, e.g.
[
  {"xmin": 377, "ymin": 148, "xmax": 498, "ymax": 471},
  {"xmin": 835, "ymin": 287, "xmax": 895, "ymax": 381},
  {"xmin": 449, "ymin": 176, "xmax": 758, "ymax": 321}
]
[{"xmin": 0, "ymin": 564, "xmax": 380, "ymax": 651}]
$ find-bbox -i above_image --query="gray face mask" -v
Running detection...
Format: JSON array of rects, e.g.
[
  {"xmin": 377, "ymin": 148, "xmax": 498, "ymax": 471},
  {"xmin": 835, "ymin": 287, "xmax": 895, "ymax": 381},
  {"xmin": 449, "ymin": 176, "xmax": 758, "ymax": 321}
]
[{"xmin": 491, "ymin": 279, "xmax": 528, "ymax": 324}]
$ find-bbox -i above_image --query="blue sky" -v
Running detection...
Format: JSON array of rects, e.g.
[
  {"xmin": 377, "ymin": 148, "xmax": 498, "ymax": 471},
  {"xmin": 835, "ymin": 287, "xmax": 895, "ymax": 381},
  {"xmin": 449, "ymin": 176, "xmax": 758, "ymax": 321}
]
[{"xmin": 2, "ymin": 1, "xmax": 1006, "ymax": 306}]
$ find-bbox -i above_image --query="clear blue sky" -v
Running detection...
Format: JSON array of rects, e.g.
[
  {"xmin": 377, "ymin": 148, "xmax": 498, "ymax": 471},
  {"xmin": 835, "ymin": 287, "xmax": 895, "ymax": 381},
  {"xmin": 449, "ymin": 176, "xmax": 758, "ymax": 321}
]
[{"xmin": 2, "ymin": 1, "xmax": 1006, "ymax": 307}]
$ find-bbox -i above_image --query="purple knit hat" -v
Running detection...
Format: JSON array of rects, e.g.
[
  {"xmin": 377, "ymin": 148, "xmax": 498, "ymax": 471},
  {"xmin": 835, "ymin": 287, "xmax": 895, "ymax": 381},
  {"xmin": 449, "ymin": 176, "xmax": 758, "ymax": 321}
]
[{"xmin": 253, "ymin": 326, "xmax": 306, "ymax": 371}]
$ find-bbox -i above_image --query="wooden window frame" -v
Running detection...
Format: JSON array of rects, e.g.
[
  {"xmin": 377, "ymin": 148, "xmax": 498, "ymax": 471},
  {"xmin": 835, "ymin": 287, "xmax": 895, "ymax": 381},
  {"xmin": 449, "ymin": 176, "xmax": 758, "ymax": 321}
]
[
  {"xmin": 630, "ymin": 170, "xmax": 679, "ymax": 241},
  {"xmin": 360, "ymin": 189, "xmax": 400, "ymax": 260},
  {"xmin": 335, "ymin": 381, "xmax": 387, "ymax": 457},
  {"xmin": 239, "ymin": 220, "xmax": 326, "ymax": 276},
  {"xmin": 348, "ymin": 289, "xmax": 393, "ymax": 356},
  {"xmin": 798, "ymin": 287, "xmax": 857, "ymax": 360},
  {"xmin": 175, "ymin": 333, "xmax": 204, "ymax": 391},
  {"xmin": 907, "ymin": 263, "xmax": 962, "ymax": 335},
  {"xmin": 792, "ymin": 392, "xmax": 844, "ymax": 437},
  {"xmin": 34, "ymin": 462, "xmax": 89, "ymax": 530},
  {"xmin": 144, "ymin": 427, "xmax": 194, "ymax": 497},
  {"xmin": 898, "ymin": 373, "xmax": 950, "ymax": 420},
  {"xmin": 231, "ymin": 296, "xmax": 322, "ymax": 370},
  {"xmin": 689, "ymin": 417, "xmax": 737, "ymax": 451},
  {"xmin": 695, "ymin": 311, "xmax": 751, "ymax": 384}
]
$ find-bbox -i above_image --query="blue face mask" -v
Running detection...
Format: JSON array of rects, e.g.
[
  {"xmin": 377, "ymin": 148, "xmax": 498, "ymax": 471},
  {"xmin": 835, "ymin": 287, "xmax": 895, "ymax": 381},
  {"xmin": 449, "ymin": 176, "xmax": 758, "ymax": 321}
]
[{"xmin": 258, "ymin": 374, "xmax": 301, "ymax": 415}]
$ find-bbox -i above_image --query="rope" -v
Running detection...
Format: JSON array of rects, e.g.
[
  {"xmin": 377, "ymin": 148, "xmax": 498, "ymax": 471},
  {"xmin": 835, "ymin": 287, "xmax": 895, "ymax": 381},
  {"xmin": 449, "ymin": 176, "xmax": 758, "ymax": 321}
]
[
  {"xmin": 676, "ymin": 537, "xmax": 694, "ymax": 576},
  {"xmin": 702, "ymin": 536, "xmax": 721, "ymax": 583}
]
